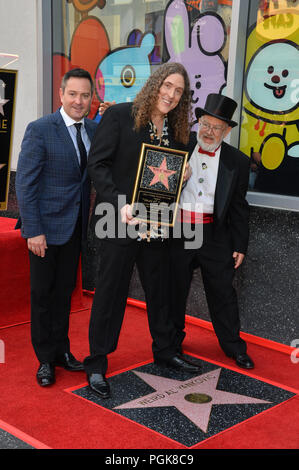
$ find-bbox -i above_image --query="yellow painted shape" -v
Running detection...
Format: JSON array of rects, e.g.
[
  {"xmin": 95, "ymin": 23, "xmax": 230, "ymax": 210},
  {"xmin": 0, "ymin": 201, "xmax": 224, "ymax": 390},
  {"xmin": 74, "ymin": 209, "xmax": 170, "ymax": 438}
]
[{"xmin": 261, "ymin": 136, "xmax": 285, "ymax": 170}]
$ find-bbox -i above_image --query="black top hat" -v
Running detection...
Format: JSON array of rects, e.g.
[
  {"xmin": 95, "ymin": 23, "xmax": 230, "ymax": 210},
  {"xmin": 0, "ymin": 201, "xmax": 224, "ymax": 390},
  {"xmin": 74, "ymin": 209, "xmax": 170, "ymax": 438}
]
[{"xmin": 195, "ymin": 93, "xmax": 238, "ymax": 128}]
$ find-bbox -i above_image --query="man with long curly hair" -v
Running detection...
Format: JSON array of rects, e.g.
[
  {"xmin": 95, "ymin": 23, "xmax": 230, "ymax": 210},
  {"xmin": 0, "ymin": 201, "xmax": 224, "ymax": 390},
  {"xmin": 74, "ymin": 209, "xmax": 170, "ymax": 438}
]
[{"xmin": 84, "ymin": 63, "xmax": 201, "ymax": 398}]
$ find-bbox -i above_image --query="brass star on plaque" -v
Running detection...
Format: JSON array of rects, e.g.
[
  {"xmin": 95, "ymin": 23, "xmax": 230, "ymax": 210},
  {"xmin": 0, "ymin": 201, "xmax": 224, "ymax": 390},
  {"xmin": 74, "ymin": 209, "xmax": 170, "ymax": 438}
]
[
  {"xmin": 114, "ymin": 369, "xmax": 271, "ymax": 433},
  {"xmin": 148, "ymin": 157, "xmax": 177, "ymax": 190}
]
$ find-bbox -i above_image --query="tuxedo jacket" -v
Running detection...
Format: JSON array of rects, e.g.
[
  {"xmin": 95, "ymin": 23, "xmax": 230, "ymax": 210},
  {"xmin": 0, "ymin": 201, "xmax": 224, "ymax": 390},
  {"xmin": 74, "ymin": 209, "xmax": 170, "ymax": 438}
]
[
  {"xmin": 15, "ymin": 109, "xmax": 98, "ymax": 245},
  {"xmin": 187, "ymin": 132, "xmax": 250, "ymax": 254},
  {"xmin": 87, "ymin": 102, "xmax": 187, "ymax": 244}
]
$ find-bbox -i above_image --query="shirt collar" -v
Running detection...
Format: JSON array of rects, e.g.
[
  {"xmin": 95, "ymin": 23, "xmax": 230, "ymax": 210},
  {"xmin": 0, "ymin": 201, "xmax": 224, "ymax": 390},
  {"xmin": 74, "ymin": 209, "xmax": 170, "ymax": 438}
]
[{"xmin": 60, "ymin": 107, "xmax": 85, "ymax": 128}]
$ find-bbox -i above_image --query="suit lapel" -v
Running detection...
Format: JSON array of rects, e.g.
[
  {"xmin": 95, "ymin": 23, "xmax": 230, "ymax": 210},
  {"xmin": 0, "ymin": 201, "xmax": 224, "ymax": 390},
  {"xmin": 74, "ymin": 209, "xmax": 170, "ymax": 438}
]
[
  {"xmin": 214, "ymin": 143, "xmax": 235, "ymax": 223},
  {"xmin": 84, "ymin": 118, "xmax": 96, "ymax": 141},
  {"xmin": 83, "ymin": 118, "xmax": 97, "ymax": 180},
  {"xmin": 132, "ymin": 120, "xmax": 148, "ymax": 149},
  {"xmin": 53, "ymin": 110, "xmax": 81, "ymax": 174}
]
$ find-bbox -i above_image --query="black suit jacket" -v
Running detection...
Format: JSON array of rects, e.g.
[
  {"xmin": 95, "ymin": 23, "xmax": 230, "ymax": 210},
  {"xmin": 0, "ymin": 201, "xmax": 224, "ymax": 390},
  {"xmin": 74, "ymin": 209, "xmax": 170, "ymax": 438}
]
[
  {"xmin": 188, "ymin": 132, "xmax": 250, "ymax": 254},
  {"xmin": 87, "ymin": 102, "xmax": 187, "ymax": 244}
]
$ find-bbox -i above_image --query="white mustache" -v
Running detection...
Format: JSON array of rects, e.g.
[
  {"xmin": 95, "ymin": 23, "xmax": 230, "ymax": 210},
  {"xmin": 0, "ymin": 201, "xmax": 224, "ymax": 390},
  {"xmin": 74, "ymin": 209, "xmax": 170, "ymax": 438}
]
[{"xmin": 197, "ymin": 135, "xmax": 218, "ymax": 152}]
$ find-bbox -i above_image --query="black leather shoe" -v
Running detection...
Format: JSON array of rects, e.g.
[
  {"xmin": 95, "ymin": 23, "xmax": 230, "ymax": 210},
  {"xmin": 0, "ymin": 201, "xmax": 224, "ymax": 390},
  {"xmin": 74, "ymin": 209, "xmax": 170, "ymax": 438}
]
[
  {"xmin": 155, "ymin": 354, "xmax": 201, "ymax": 373},
  {"xmin": 232, "ymin": 353, "xmax": 254, "ymax": 369},
  {"xmin": 87, "ymin": 373, "xmax": 111, "ymax": 398},
  {"xmin": 36, "ymin": 362, "xmax": 55, "ymax": 387},
  {"xmin": 54, "ymin": 352, "xmax": 84, "ymax": 371}
]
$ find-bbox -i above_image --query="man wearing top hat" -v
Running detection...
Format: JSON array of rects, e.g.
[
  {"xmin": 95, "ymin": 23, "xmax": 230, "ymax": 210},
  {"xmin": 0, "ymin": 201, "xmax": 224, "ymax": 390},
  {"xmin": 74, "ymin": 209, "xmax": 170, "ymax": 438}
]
[{"xmin": 171, "ymin": 93, "xmax": 254, "ymax": 370}]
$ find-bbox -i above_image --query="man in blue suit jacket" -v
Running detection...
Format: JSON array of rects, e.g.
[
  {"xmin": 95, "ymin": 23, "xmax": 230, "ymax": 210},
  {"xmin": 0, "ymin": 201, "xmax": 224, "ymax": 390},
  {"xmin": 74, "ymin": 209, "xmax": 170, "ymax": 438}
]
[{"xmin": 16, "ymin": 68, "xmax": 97, "ymax": 387}]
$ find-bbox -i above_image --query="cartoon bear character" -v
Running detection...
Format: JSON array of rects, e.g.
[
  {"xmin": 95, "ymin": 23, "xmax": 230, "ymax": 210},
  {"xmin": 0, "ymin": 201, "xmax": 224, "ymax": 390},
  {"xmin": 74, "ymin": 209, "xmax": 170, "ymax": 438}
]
[
  {"xmin": 240, "ymin": 12, "xmax": 299, "ymax": 196},
  {"xmin": 164, "ymin": 0, "xmax": 227, "ymax": 129},
  {"xmin": 94, "ymin": 33, "xmax": 155, "ymax": 116}
]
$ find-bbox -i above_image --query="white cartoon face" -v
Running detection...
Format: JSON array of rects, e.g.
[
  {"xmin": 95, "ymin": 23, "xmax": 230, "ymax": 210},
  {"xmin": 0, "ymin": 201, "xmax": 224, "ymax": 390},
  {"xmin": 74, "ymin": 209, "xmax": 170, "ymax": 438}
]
[{"xmin": 245, "ymin": 41, "xmax": 299, "ymax": 114}]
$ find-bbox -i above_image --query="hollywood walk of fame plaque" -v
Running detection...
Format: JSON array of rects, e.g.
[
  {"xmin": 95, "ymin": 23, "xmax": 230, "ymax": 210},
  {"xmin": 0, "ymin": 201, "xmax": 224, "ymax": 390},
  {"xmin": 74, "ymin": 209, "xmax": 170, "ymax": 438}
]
[
  {"xmin": 0, "ymin": 69, "xmax": 17, "ymax": 210},
  {"xmin": 131, "ymin": 143, "xmax": 188, "ymax": 227},
  {"xmin": 70, "ymin": 357, "xmax": 295, "ymax": 447}
]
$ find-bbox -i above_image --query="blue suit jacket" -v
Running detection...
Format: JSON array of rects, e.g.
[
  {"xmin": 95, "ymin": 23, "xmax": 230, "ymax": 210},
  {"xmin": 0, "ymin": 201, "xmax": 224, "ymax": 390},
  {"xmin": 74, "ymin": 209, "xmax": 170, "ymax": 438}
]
[{"xmin": 15, "ymin": 109, "xmax": 98, "ymax": 245}]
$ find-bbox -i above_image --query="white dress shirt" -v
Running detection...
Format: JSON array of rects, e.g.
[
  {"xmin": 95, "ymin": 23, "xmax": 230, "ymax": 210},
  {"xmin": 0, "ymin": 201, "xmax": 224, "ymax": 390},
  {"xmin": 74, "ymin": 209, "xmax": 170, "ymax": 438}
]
[
  {"xmin": 179, "ymin": 142, "xmax": 221, "ymax": 214},
  {"xmin": 60, "ymin": 107, "xmax": 91, "ymax": 165}
]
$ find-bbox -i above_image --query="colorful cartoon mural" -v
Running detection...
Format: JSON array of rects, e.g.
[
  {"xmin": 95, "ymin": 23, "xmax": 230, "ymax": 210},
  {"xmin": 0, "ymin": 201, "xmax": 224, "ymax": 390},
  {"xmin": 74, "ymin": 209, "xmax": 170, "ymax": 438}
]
[
  {"xmin": 240, "ymin": 7, "xmax": 299, "ymax": 196},
  {"xmin": 52, "ymin": 0, "xmax": 230, "ymax": 127},
  {"xmin": 94, "ymin": 33, "xmax": 155, "ymax": 121},
  {"xmin": 52, "ymin": 16, "xmax": 110, "ymax": 119},
  {"xmin": 67, "ymin": 0, "xmax": 106, "ymax": 17},
  {"xmin": 164, "ymin": 0, "xmax": 227, "ymax": 129}
]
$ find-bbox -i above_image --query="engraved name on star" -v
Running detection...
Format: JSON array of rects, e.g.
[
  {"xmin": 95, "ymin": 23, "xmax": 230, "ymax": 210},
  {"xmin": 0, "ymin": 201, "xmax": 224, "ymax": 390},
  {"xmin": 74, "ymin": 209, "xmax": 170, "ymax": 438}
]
[
  {"xmin": 148, "ymin": 157, "xmax": 176, "ymax": 190},
  {"xmin": 114, "ymin": 368, "xmax": 271, "ymax": 433}
]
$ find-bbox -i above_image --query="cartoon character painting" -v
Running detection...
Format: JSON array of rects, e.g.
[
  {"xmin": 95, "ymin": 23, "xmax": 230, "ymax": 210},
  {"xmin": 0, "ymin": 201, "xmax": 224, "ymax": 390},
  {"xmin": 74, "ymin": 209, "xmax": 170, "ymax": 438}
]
[
  {"xmin": 240, "ymin": 9, "xmax": 299, "ymax": 196},
  {"xmin": 67, "ymin": 0, "xmax": 106, "ymax": 18},
  {"xmin": 52, "ymin": 16, "xmax": 110, "ymax": 119},
  {"xmin": 164, "ymin": 0, "xmax": 227, "ymax": 128},
  {"xmin": 53, "ymin": 0, "xmax": 231, "ymax": 130},
  {"xmin": 94, "ymin": 33, "xmax": 155, "ymax": 120},
  {"xmin": 94, "ymin": 0, "xmax": 228, "ymax": 126}
]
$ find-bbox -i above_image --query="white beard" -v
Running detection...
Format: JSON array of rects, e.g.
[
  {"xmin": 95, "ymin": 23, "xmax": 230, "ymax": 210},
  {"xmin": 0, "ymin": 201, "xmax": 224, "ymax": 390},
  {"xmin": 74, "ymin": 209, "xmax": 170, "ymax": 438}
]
[{"xmin": 197, "ymin": 134, "xmax": 222, "ymax": 152}]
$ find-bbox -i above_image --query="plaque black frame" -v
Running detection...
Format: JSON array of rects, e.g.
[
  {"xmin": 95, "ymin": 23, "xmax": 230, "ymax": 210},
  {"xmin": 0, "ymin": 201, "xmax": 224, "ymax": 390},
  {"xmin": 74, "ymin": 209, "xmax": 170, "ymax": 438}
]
[{"xmin": 131, "ymin": 143, "xmax": 188, "ymax": 227}]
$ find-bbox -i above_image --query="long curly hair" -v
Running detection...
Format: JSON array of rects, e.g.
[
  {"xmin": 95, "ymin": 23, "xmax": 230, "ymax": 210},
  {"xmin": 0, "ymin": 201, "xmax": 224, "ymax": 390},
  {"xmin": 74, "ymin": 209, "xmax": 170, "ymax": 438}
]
[{"xmin": 132, "ymin": 63, "xmax": 192, "ymax": 145}]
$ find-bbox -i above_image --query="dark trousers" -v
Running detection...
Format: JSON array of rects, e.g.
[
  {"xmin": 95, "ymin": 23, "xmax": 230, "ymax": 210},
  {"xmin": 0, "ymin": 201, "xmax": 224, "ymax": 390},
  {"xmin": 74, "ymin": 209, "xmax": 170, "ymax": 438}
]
[
  {"xmin": 170, "ymin": 223, "xmax": 247, "ymax": 357},
  {"xmin": 84, "ymin": 239, "xmax": 177, "ymax": 374},
  {"xmin": 29, "ymin": 219, "xmax": 82, "ymax": 363}
]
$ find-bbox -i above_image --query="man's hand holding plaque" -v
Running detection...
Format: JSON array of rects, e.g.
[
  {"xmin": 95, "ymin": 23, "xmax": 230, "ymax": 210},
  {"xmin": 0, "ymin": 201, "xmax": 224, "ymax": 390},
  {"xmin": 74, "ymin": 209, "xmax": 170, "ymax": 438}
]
[{"xmin": 120, "ymin": 204, "xmax": 139, "ymax": 225}]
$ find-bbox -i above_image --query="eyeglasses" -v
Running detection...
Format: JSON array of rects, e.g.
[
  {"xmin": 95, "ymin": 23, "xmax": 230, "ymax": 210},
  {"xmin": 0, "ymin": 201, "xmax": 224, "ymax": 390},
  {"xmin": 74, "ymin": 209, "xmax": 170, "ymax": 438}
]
[{"xmin": 199, "ymin": 120, "xmax": 227, "ymax": 135}]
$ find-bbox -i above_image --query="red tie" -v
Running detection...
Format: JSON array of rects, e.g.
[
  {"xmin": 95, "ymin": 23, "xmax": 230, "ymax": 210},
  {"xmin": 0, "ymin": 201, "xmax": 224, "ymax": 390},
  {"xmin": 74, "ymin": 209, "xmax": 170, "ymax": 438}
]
[
  {"xmin": 198, "ymin": 145, "xmax": 221, "ymax": 157},
  {"xmin": 198, "ymin": 147, "xmax": 215, "ymax": 157}
]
